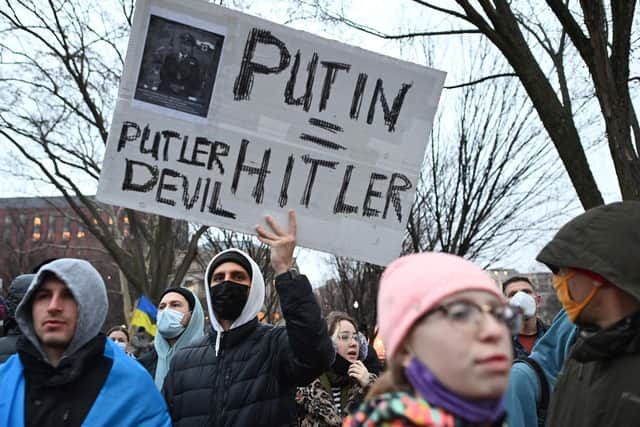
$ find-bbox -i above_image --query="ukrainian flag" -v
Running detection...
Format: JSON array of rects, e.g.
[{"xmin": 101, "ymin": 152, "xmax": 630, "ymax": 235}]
[{"xmin": 130, "ymin": 295, "xmax": 158, "ymax": 336}]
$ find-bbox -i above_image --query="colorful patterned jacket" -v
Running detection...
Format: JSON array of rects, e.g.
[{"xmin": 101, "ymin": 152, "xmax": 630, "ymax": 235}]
[{"xmin": 343, "ymin": 392, "xmax": 505, "ymax": 427}]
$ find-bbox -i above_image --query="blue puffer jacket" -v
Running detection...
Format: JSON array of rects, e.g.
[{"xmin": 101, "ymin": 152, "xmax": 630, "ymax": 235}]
[
  {"xmin": 504, "ymin": 310, "xmax": 577, "ymax": 427},
  {"xmin": 0, "ymin": 338, "xmax": 171, "ymax": 426}
]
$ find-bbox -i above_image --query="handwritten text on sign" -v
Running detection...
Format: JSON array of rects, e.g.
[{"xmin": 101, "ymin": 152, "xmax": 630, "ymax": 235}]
[{"xmin": 97, "ymin": 0, "xmax": 446, "ymax": 265}]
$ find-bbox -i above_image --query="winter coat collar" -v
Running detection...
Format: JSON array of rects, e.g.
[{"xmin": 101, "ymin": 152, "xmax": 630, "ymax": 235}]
[
  {"xmin": 572, "ymin": 309, "xmax": 640, "ymax": 362},
  {"xmin": 17, "ymin": 333, "xmax": 106, "ymax": 386},
  {"xmin": 209, "ymin": 317, "xmax": 259, "ymax": 350}
]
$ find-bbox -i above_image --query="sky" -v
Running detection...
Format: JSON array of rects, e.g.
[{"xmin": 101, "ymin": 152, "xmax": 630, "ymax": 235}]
[{"xmin": 0, "ymin": 0, "xmax": 631, "ymax": 287}]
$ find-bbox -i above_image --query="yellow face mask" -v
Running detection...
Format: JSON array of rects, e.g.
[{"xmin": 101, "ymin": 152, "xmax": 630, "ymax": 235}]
[{"xmin": 552, "ymin": 271, "xmax": 600, "ymax": 323}]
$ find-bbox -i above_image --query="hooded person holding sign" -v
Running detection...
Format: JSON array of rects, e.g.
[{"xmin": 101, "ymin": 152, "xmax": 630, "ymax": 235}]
[{"xmin": 162, "ymin": 210, "xmax": 334, "ymax": 426}]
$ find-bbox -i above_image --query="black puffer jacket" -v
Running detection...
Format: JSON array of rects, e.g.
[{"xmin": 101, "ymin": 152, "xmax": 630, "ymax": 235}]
[
  {"xmin": 0, "ymin": 334, "xmax": 20, "ymax": 364},
  {"xmin": 138, "ymin": 348, "xmax": 158, "ymax": 377},
  {"xmin": 163, "ymin": 273, "xmax": 334, "ymax": 427}
]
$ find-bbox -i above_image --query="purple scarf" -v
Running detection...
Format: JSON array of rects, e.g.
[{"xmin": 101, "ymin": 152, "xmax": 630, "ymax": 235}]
[{"xmin": 405, "ymin": 358, "xmax": 505, "ymax": 424}]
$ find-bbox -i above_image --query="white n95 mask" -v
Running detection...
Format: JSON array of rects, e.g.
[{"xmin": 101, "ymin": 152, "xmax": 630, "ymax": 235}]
[{"xmin": 509, "ymin": 291, "xmax": 536, "ymax": 319}]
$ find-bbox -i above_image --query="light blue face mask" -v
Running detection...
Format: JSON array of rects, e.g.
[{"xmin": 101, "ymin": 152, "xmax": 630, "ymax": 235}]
[{"xmin": 157, "ymin": 308, "xmax": 186, "ymax": 339}]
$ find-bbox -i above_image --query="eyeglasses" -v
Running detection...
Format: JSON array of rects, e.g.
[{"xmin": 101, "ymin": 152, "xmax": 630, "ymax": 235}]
[
  {"xmin": 335, "ymin": 333, "xmax": 359, "ymax": 343},
  {"xmin": 427, "ymin": 301, "xmax": 523, "ymax": 335}
]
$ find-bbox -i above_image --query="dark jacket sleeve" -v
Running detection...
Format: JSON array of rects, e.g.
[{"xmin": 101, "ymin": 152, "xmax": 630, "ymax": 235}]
[
  {"xmin": 0, "ymin": 335, "xmax": 20, "ymax": 364},
  {"xmin": 275, "ymin": 273, "xmax": 334, "ymax": 386},
  {"xmin": 161, "ymin": 353, "xmax": 177, "ymax": 422},
  {"xmin": 363, "ymin": 344, "xmax": 383, "ymax": 376},
  {"xmin": 137, "ymin": 348, "xmax": 158, "ymax": 377}
]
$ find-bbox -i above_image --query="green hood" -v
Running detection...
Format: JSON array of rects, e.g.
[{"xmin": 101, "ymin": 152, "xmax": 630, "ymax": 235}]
[{"xmin": 536, "ymin": 201, "xmax": 640, "ymax": 301}]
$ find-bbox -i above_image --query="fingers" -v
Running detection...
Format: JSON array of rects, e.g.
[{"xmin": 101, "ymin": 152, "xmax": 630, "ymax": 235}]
[
  {"xmin": 357, "ymin": 361, "xmax": 369, "ymax": 376},
  {"xmin": 265, "ymin": 215, "xmax": 287, "ymax": 236},
  {"xmin": 287, "ymin": 209, "xmax": 297, "ymax": 238},
  {"xmin": 255, "ymin": 234, "xmax": 271, "ymax": 246},
  {"xmin": 348, "ymin": 362, "xmax": 363, "ymax": 376},
  {"xmin": 348, "ymin": 362, "xmax": 369, "ymax": 386},
  {"xmin": 255, "ymin": 224, "xmax": 278, "ymax": 242},
  {"xmin": 348, "ymin": 367, "xmax": 359, "ymax": 379},
  {"xmin": 263, "ymin": 210, "xmax": 296, "ymax": 237}
]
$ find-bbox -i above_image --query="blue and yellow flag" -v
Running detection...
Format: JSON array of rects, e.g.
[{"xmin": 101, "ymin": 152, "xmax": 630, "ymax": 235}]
[{"xmin": 131, "ymin": 295, "xmax": 158, "ymax": 336}]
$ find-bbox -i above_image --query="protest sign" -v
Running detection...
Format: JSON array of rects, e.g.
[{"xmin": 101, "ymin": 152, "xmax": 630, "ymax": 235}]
[{"xmin": 97, "ymin": 0, "xmax": 446, "ymax": 265}]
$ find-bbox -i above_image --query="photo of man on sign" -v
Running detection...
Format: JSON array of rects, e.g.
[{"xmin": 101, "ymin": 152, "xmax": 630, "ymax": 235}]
[
  {"xmin": 134, "ymin": 14, "xmax": 224, "ymax": 118},
  {"xmin": 159, "ymin": 32, "xmax": 201, "ymax": 98}
]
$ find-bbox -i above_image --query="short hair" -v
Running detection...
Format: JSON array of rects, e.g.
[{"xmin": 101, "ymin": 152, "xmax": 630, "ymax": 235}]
[
  {"xmin": 502, "ymin": 276, "xmax": 535, "ymax": 294},
  {"xmin": 106, "ymin": 325, "xmax": 129, "ymax": 341},
  {"xmin": 325, "ymin": 311, "xmax": 357, "ymax": 336}
]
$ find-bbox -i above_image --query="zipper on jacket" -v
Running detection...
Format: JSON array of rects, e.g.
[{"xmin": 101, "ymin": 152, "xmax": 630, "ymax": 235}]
[
  {"xmin": 578, "ymin": 363, "xmax": 584, "ymax": 381},
  {"xmin": 209, "ymin": 347, "xmax": 224, "ymax": 423}
]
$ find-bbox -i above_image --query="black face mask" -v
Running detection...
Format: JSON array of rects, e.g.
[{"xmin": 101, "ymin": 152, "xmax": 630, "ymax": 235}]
[{"xmin": 209, "ymin": 280, "xmax": 250, "ymax": 322}]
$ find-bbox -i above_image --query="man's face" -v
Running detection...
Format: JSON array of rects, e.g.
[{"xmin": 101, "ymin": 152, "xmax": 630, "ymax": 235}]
[
  {"xmin": 158, "ymin": 292, "xmax": 192, "ymax": 327},
  {"xmin": 32, "ymin": 279, "xmax": 78, "ymax": 351},
  {"xmin": 179, "ymin": 39, "xmax": 192, "ymax": 56},
  {"xmin": 504, "ymin": 280, "xmax": 540, "ymax": 312},
  {"xmin": 210, "ymin": 262, "xmax": 251, "ymax": 287}
]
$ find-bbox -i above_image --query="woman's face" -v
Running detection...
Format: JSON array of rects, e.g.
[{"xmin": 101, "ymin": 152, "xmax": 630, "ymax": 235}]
[
  {"xmin": 403, "ymin": 290, "xmax": 512, "ymax": 400},
  {"xmin": 332, "ymin": 320, "xmax": 359, "ymax": 363},
  {"xmin": 108, "ymin": 330, "xmax": 128, "ymax": 344}
]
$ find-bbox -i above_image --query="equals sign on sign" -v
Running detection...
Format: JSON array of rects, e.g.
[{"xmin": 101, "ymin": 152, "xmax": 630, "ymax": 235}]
[{"xmin": 300, "ymin": 118, "xmax": 346, "ymax": 151}]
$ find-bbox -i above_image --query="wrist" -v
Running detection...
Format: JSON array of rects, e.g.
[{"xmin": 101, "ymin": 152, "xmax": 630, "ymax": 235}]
[
  {"xmin": 275, "ymin": 266, "xmax": 299, "ymax": 280},
  {"xmin": 274, "ymin": 264, "xmax": 290, "ymax": 275},
  {"xmin": 274, "ymin": 258, "xmax": 295, "ymax": 275}
]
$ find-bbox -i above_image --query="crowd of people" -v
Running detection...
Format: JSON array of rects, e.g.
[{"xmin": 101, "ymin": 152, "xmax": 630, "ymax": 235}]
[{"xmin": 0, "ymin": 201, "xmax": 638, "ymax": 426}]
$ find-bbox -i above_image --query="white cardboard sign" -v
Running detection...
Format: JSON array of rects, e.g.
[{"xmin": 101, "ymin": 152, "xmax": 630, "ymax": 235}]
[{"xmin": 97, "ymin": 0, "xmax": 446, "ymax": 266}]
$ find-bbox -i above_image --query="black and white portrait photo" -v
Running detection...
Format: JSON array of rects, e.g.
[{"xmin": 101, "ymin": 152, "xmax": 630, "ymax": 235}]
[{"xmin": 134, "ymin": 15, "xmax": 224, "ymax": 118}]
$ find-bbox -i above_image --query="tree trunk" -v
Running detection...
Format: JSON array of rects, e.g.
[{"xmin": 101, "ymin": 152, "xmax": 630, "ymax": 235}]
[{"xmin": 119, "ymin": 268, "xmax": 133, "ymax": 328}]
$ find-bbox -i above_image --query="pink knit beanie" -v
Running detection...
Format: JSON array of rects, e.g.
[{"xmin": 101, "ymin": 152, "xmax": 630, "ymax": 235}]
[{"xmin": 377, "ymin": 252, "xmax": 504, "ymax": 359}]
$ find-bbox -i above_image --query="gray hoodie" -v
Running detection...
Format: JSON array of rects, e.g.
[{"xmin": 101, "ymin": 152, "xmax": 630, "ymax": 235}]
[{"xmin": 15, "ymin": 258, "xmax": 108, "ymax": 364}]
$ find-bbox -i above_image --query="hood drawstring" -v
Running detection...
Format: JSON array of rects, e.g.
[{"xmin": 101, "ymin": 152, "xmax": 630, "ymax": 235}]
[{"xmin": 215, "ymin": 331, "xmax": 222, "ymax": 357}]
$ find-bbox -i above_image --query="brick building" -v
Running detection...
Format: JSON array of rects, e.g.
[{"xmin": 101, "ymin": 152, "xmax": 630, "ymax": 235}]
[{"xmin": 0, "ymin": 196, "xmax": 130, "ymax": 328}]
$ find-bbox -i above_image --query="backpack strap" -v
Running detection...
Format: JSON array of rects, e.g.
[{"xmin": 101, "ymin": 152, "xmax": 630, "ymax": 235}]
[{"xmin": 514, "ymin": 356, "xmax": 549, "ymax": 425}]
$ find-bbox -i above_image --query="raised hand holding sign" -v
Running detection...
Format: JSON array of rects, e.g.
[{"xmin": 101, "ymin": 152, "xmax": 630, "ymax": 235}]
[{"xmin": 256, "ymin": 209, "xmax": 297, "ymax": 275}]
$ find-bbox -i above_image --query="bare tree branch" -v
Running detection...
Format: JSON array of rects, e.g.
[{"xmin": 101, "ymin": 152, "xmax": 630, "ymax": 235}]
[
  {"xmin": 444, "ymin": 72, "xmax": 517, "ymax": 89},
  {"xmin": 0, "ymin": 0, "xmax": 207, "ymax": 316}
]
